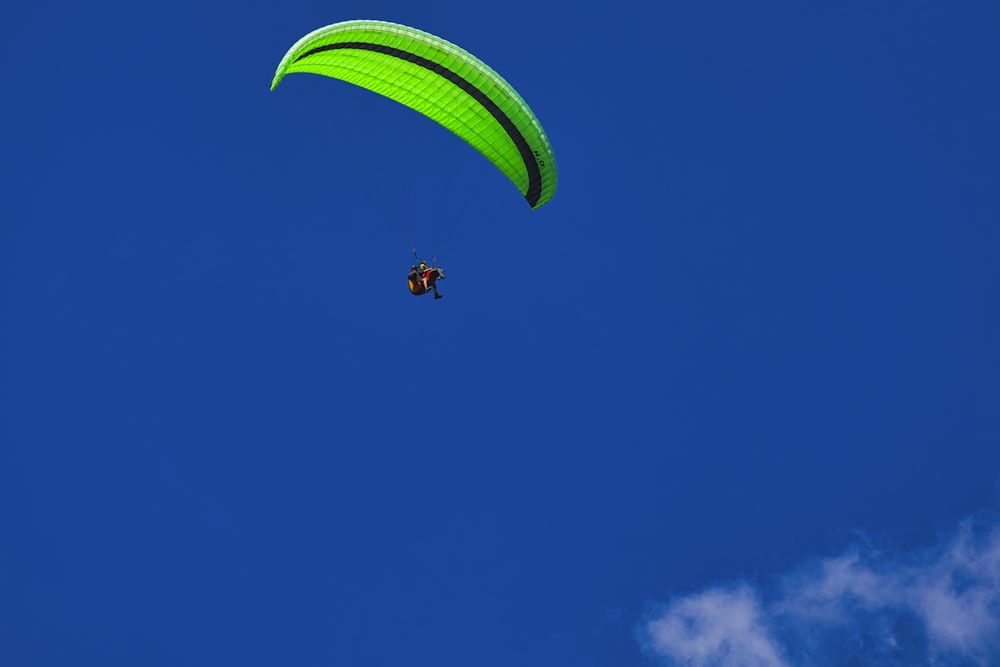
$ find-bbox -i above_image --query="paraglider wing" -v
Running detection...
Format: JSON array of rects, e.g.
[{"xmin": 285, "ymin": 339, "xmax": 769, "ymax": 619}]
[{"xmin": 271, "ymin": 20, "xmax": 557, "ymax": 209}]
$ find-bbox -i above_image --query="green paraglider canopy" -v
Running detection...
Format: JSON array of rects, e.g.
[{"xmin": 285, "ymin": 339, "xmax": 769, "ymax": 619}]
[{"xmin": 271, "ymin": 20, "xmax": 558, "ymax": 209}]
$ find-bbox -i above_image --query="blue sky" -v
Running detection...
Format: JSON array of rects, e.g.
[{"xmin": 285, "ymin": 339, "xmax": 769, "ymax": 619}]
[{"xmin": 2, "ymin": 1, "xmax": 999, "ymax": 666}]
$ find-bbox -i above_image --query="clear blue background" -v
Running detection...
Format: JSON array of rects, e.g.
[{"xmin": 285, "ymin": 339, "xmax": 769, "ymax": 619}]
[{"xmin": 2, "ymin": 1, "xmax": 998, "ymax": 665}]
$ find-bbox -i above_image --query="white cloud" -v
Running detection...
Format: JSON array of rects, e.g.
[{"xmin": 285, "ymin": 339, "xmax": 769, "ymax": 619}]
[
  {"xmin": 640, "ymin": 515, "xmax": 1000, "ymax": 667},
  {"xmin": 643, "ymin": 584, "xmax": 790, "ymax": 667}
]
